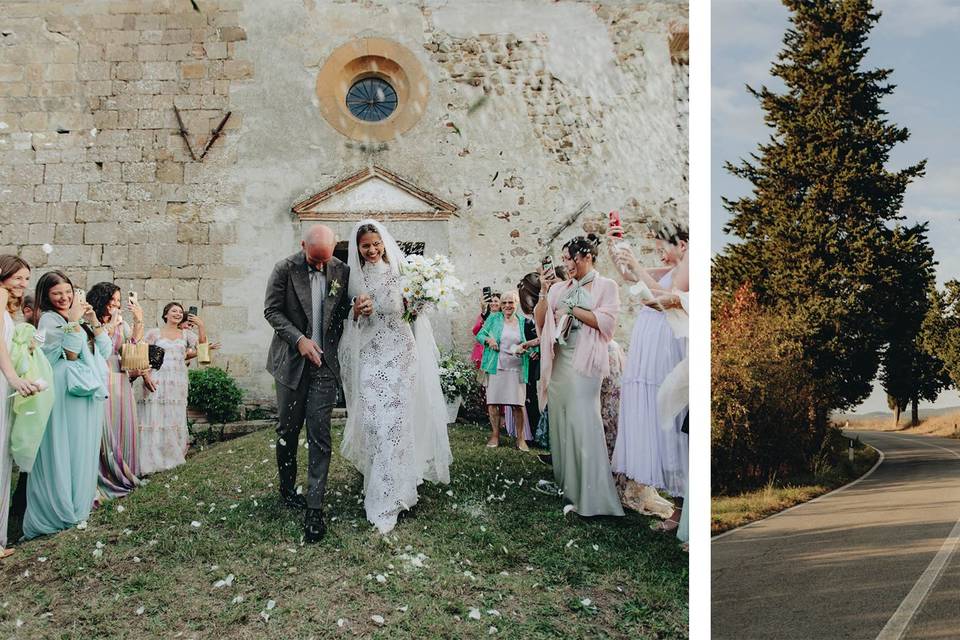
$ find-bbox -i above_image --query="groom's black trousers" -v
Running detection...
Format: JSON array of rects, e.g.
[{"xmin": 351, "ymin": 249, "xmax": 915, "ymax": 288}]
[{"xmin": 275, "ymin": 362, "xmax": 338, "ymax": 510}]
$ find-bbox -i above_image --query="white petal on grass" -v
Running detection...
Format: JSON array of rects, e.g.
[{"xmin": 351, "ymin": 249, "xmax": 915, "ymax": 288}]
[
  {"xmin": 397, "ymin": 605, "xmax": 408, "ymax": 612},
  {"xmin": 76, "ymin": 521, "xmax": 87, "ymax": 530},
  {"xmin": 232, "ymin": 595, "xmax": 244, "ymax": 604},
  {"xmin": 487, "ymin": 609, "xmax": 501, "ymax": 617},
  {"xmin": 468, "ymin": 608, "xmax": 482, "ymax": 620},
  {"xmin": 266, "ymin": 599, "xmax": 276, "ymax": 610},
  {"xmin": 116, "ymin": 505, "xmax": 125, "ymax": 513},
  {"xmin": 371, "ymin": 615, "xmax": 385, "ymax": 625},
  {"xmin": 375, "ymin": 574, "xmax": 387, "ymax": 583},
  {"xmin": 565, "ymin": 539, "xmax": 575, "ymax": 548},
  {"xmin": 37, "ymin": 557, "xmax": 47, "ymax": 563},
  {"xmin": 489, "ymin": 627, "xmax": 498, "ymax": 635},
  {"xmin": 336, "ymin": 618, "xmax": 345, "ymax": 627},
  {"xmin": 135, "ymin": 606, "xmax": 145, "ymax": 615},
  {"xmin": 580, "ymin": 598, "xmax": 592, "ymax": 607},
  {"xmin": 190, "ymin": 521, "xmax": 201, "ymax": 528},
  {"xmin": 212, "ymin": 574, "xmax": 234, "ymax": 588}
]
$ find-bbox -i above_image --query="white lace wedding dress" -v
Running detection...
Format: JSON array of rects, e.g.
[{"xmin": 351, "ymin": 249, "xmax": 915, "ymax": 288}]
[{"xmin": 339, "ymin": 221, "xmax": 452, "ymax": 534}]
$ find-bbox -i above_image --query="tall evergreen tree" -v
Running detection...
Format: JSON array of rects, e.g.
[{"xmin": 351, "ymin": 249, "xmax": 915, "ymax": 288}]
[
  {"xmin": 922, "ymin": 282, "xmax": 960, "ymax": 407},
  {"xmin": 713, "ymin": 0, "xmax": 926, "ymax": 426},
  {"xmin": 879, "ymin": 223, "xmax": 945, "ymax": 426}
]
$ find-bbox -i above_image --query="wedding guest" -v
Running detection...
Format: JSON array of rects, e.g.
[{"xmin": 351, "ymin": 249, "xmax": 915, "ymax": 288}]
[
  {"xmin": 601, "ymin": 340, "xmax": 625, "ymax": 457},
  {"xmin": 470, "ymin": 291, "xmax": 500, "ymax": 369},
  {"xmin": 21, "ymin": 293, "xmax": 35, "ymax": 325},
  {"xmin": 609, "ymin": 223, "xmax": 689, "ymax": 531},
  {"xmin": 24, "ymin": 271, "xmax": 110, "ymax": 539},
  {"xmin": 476, "ymin": 290, "xmax": 534, "ymax": 450},
  {"xmin": 138, "ymin": 302, "xmax": 198, "ymax": 474},
  {"xmin": 87, "ymin": 282, "xmax": 150, "ymax": 501},
  {"xmin": 535, "ymin": 235, "xmax": 623, "ymax": 517},
  {"xmin": 517, "ymin": 273, "xmax": 543, "ymax": 443},
  {"xmin": 0, "ymin": 256, "xmax": 39, "ymax": 555},
  {"xmin": 533, "ymin": 265, "xmax": 567, "ymax": 456}
]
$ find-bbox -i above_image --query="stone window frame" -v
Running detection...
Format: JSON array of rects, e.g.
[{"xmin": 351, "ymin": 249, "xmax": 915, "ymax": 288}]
[{"xmin": 316, "ymin": 37, "xmax": 430, "ymax": 142}]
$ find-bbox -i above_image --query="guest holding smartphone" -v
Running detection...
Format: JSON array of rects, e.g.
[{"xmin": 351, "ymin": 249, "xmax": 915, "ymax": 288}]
[
  {"xmin": 138, "ymin": 302, "xmax": 198, "ymax": 474},
  {"xmin": 25, "ymin": 272, "xmax": 110, "ymax": 539},
  {"xmin": 86, "ymin": 282, "xmax": 148, "ymax": 501},
  {"xmin": 535, "ymin": 235, "xmax": 623, "ymax": 517}
]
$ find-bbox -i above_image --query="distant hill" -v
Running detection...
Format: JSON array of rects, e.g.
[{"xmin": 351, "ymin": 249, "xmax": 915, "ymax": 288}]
[{"xmin": 837, "ymin": 406, "xmax": 960, "ymax": 423}]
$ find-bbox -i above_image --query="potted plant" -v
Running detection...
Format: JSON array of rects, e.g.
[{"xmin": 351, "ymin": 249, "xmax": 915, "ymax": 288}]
[{"xmin": 437, "ymin": 349, "xmax": 479, "ymax": 423}]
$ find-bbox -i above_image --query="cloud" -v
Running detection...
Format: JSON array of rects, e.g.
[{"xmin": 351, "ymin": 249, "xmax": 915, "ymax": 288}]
[{"xmin": 875, "ymin": 0, "xmax": 960, "ymax": 38}]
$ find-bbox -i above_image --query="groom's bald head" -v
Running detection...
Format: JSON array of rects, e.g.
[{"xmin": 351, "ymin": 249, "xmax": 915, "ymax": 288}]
[{"xmin": 302, "ymin": 224, "xmax": 336, "ymax": 269}]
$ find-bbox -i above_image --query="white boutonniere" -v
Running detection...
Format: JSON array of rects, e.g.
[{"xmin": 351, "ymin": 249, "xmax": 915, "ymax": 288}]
[{"xmin": 328, "ymin": 279, "xmax": 341, "ymax": 298}]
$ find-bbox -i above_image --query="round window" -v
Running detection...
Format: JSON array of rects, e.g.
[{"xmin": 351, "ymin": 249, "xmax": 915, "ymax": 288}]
[{"xmin": 345, "ymin": 77, "xmax": 398, "ymax": 122}]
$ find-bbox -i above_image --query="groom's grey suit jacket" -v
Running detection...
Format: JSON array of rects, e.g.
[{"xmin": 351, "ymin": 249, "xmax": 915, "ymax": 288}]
[{"xmin": 264, "ymin": 251, "xmax": 351, "ymax": 389}]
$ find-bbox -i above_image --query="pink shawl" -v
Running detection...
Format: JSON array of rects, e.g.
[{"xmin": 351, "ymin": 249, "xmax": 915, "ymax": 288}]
[{"xmin": 537, "ymin": 274, "xmax": 620, "ymax": 410}]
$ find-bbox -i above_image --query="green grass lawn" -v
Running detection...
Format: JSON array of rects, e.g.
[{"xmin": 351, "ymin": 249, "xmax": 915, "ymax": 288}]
[
  {"xmin": 1, "ymin": 423, "xmax": 688, "ymax": 639},
  {"xmin": 712, "ymin": 445, "xmax": 879, "ymax": 536}
]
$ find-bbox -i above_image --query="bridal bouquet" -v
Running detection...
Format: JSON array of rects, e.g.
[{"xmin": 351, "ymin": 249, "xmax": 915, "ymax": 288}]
[{"xmin": 399, "ymin": 254, "xmax": 463, "ymax": 322}]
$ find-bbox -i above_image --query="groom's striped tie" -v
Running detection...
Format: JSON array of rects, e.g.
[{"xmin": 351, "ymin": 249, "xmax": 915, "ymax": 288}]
[{"xmin": 309, "ymin": 265, "xmax": 324, "ymax": 347}]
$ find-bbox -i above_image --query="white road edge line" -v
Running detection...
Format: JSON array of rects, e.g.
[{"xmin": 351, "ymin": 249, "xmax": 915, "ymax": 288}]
[
  {"xmin": 711, "ymin": 437, "xmax": 885, "ymax": 542},
  {"xmin": 875, "ymin": 433, "xmax": 960, "ymax": 640}
]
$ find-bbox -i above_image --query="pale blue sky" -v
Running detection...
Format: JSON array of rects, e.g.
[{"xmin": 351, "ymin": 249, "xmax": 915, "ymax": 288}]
[{"xmin": 713, "ymin": 0, "xmax": 960, "ymax": 413}]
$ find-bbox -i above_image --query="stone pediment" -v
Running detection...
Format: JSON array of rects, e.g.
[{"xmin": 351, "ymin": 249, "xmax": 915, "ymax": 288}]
[{"xmin": 291, "ymin": 165, "xmax": 458, "ymax": 221}]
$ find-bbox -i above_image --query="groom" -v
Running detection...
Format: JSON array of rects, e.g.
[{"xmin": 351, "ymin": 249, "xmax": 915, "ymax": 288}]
[{"xmin": 264, "ymin": 224, "xmax": 358, "ymax": 542}]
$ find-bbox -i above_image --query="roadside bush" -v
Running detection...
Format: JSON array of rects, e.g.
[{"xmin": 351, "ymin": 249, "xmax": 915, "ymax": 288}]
[{"xmin": 712, "ymin": 285, "xmax": 820, "ymax": 493}]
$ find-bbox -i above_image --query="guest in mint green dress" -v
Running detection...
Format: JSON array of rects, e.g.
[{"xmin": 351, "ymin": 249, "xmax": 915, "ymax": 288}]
[
  {"xmin": 535, "ymin": 236, "xmax": 623, "ymax": 517},
  {"xmin": 24, "ymin": 271, "xmax": 110, "ymax": 539}
]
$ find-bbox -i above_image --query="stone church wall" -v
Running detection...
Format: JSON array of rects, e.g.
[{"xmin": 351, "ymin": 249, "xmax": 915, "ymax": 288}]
[{"xmin": 0, "ymin": 0, "xmax": 687, "ymax": 402}]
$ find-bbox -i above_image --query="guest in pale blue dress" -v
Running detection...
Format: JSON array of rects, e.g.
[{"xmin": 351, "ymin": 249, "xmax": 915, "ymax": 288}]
[{"xmin": 24, "ymin": 271, "xmax": 110, "ymax": 539}]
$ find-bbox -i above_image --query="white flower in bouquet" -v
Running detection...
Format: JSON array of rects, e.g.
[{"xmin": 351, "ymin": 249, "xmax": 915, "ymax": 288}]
[{"xmin": 399, "ymin": 254, "xmax": 463, "ymax": 322}]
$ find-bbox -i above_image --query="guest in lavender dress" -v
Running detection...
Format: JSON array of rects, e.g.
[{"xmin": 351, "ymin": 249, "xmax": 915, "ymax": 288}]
[{"xmin": 610, "ymin": 224, "xmax": 689, "ymax": 530}]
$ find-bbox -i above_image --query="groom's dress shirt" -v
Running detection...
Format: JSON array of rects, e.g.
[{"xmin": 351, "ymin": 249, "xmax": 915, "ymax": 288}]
[{"xmin": 309, "ymin": 263, "xmax": 326, "ymax": 346}]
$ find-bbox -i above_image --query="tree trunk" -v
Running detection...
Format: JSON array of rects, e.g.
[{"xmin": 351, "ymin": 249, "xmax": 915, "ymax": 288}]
[
  {"xmin": 893, "ymin": 404, "xmax": 901, "ymax": 428},
  {"xmin": 911, "ymin": 396, "xmax": 919, "ymax": 427}
]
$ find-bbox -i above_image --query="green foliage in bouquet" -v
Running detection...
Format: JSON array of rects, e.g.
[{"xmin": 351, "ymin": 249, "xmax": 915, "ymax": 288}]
[
  {"xmin": 437, "ymin": 349, "xmax": 479, "ymax": 403},
  {"xmin": 188, "ymin": 367, "xmax": 244, "ymax": 424}
]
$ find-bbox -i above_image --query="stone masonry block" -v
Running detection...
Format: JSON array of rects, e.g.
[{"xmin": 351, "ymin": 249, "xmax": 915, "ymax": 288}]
[
  {"xmin": 28, "ymin": 223, "xmax": 55, "ymax": 244},
  {"xmin": 121, "ymin": 162, "xmax": 157, "ymax": 182},
  {"xmin": 34, "ymin": 184, "xmax": 61, "ymax": 202},
  {"xmin": 84, "ymin": 221, "xmax": 123, "ymax": 245},
  {"xmin": 55, "ymin": 223, "xmax": 85, "ymax": 244},
  {"xmin": 46, "ymin": 202, "xmax": 77, "ymax": 223},
  {"xmin": 177, "ymin": 222, "xmax": 208, "ymax": 244}
]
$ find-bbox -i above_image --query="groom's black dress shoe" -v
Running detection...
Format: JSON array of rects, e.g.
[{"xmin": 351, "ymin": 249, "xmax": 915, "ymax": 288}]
[
  {"xmin": 280, "ymin": 491, "xmax": 307, "ymax": 510},
  {"xmin": 304, "ymin": 508, "xmax": 326, "ymax": 543}
]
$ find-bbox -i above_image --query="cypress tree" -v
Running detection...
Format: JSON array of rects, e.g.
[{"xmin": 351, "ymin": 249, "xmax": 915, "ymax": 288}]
[{"xmin": 713, "ymin": 0, "xmax": 926, "ymax": 427}]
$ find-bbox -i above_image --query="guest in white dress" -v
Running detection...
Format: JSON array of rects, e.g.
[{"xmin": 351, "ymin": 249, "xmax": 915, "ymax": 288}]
[
  {"xmin": 0, "ymin": 255, "xmax": 40, "ymax": 557},
  {"xmin": 137, "ymin": 302, "xmax": 205, "ymax": 474}
]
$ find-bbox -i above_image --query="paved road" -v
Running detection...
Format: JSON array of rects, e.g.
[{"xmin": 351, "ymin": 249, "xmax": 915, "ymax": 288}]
[{"xmin": 712, "ymin": 431, "xmax": 960, "ymax": 639}]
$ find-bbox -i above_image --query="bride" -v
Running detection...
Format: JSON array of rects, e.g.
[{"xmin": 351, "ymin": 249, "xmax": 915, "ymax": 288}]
[{"xmin": 339, "ymin": 219, "xmax": 452, "ymax": 534}]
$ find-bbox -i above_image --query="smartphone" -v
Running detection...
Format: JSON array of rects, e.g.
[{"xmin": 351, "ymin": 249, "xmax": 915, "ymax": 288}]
[
  {"xmin": 541, "ymin": 255, "xmax": 553, "ymax": 272},
  {"xmin": 128, "ymin": 291, "xmax": 138, "ymax": 305},
  {"xmin": 187, "ymin": 305, "xmax": 199, "ymax": 318},
  {"xmin": 609, "ymin": 210, "xmax": 623, "ymax": 238},
  {"xmin": 482, "ymin": 286, "xmax": 492, "ymax": 302},
  {"xmin": 74, "ymin": 288, "xmax": 85, "ymax": 306}
]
